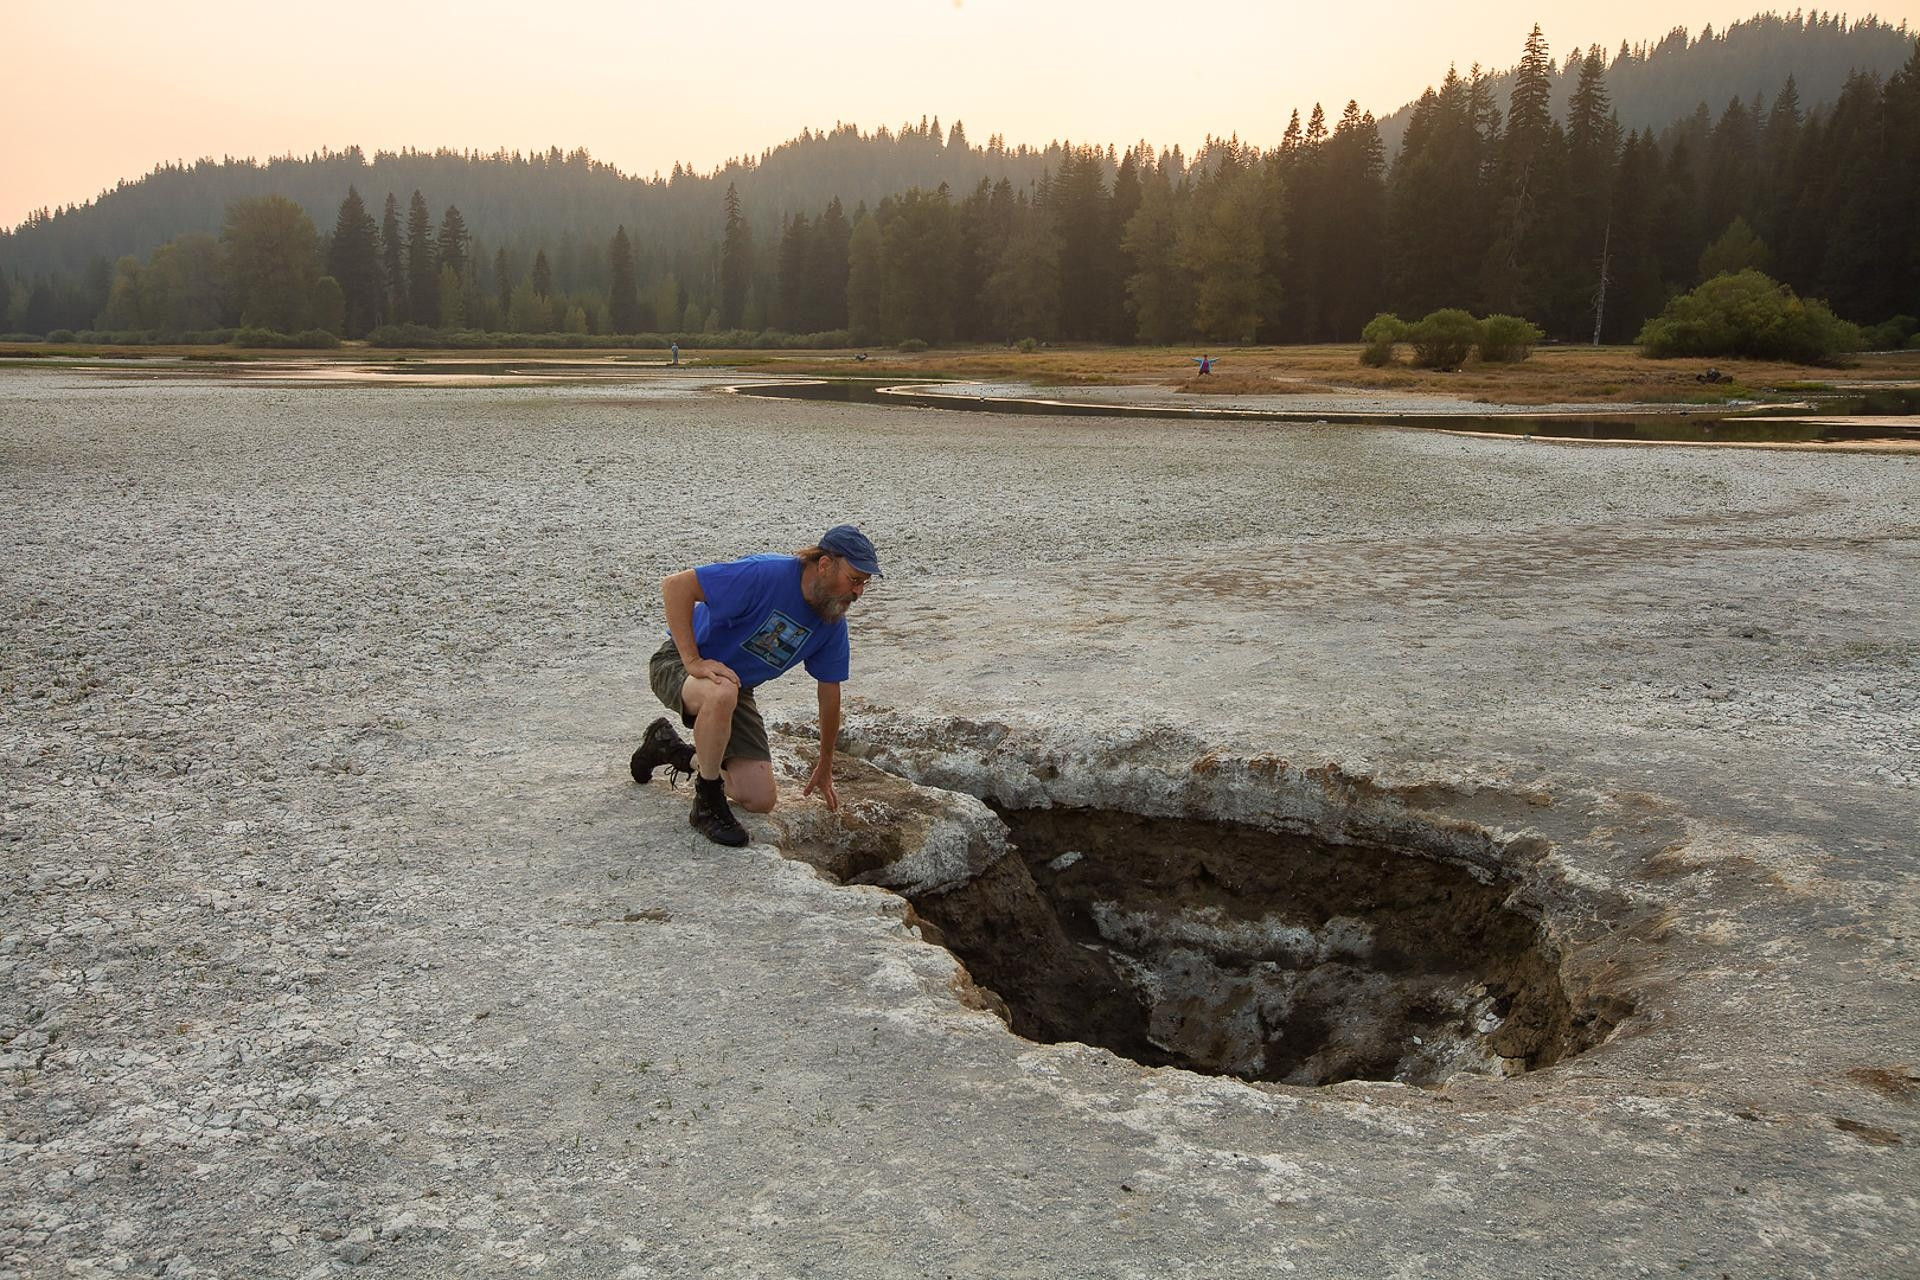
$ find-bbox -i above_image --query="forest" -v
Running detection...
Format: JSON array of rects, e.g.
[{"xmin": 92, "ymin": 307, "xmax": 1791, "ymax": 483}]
[{"xmin": 2, "ymin": 13, "xmax": 1914, "ymax": 351}]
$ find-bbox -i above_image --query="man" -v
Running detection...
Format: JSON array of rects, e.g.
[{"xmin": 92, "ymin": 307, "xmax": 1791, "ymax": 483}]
[{"xmin": 629, "ymin": 525, "xmax": 881, "ymax": 847}]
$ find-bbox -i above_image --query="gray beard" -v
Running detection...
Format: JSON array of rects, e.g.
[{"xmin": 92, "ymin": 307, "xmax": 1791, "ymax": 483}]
[{"xmin": 807, "ymin": 582, "xmax": 853, "ymax": 621}]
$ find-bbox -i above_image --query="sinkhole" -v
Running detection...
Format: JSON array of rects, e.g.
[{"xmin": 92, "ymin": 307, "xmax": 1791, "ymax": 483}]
[{"xmin": 902, "ymin": 805, "xmax": 1626, "ymax": 1088}]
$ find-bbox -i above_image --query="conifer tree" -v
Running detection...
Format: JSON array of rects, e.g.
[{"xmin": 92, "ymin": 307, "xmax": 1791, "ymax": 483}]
[
  {"xmin": 880, "ymin": 186, "xmax": 958, "ymax": 343},
  {"xmin": 845, "ymin": 212, "xmax": 884, "ymax": 343},
  {"xmin": 608, "ymin": 226, "xmax": 641, "ymax": 333},
  {"xmin": 435, "ymin": 206, "xmax": 470, "ymax": 281},
  {"xmin": 775, "ymin": 213, "xmax": 811, "ymax": 332},
  {"xmin": 531, "ymin": 249, "xmax": 553, "ymax": 300},
  {"xmin": 1483, "ymin": 24, "xmax": 1555, "ymax": 312},
  {"xmin": 1756, "ymin": 76, "xmax": 1803, "ymax": 251},
  {"xmin": 719, "ymin": 183, "xmax": 753, "ymax": 329},
  {"xmin": 380, "ymin": 193, "xmax": 406, "ymax": 323},
  {"xmin": 493, "ymin": 248, "xmax": 511, "ymax": 326},
  {"xmin": 405, "ymin": 190, "xmax": 437, "ymax": 326},
  {"xmin": 326, "ymin": 186, "xmax": 383, "ymax": 338},
  {"xmin": 808, "ymin": 197, "xmax": 852, "ymax": 332},
  {"xmin": 1122, "ymin": 163, "xmax": 1187, "ymax": 344}
]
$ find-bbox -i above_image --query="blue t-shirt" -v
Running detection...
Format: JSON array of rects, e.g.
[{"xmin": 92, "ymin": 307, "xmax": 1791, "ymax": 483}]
[{"xmin": 683, "ymin": 554, "xmax": 851, "ymax": 687}]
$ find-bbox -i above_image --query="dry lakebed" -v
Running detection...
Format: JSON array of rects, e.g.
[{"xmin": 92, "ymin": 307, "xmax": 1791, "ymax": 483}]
[{"xmin": 2, "ymin": 362, "xmax": 1916, "ymax": 1278}]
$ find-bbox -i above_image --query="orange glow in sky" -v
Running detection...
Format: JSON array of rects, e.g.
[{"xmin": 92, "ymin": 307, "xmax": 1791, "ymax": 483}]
[{"xmin": 7, "ymin": 0, "xmax": 1916, "ymax": 226}]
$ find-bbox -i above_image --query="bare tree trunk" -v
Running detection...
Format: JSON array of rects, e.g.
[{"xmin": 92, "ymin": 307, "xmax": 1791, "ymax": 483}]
[{"xmin": 1591, "ymin": 219, "xmax": 1612, "ymax": 347}]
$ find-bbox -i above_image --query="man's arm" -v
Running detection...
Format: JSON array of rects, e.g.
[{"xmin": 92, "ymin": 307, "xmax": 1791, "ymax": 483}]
[
  {"xmin": 804, "ymin": 681, "xmax": 842, "ymax": 809},
  {"xmin": 662, "ymin": 569, "xmax": 739, "ymax": 686}
]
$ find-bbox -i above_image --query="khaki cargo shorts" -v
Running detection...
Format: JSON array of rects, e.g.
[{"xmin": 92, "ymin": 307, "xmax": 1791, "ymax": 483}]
[{"xmin": 647, "ymin": 639, "xmax": 772, "ymax": 763}]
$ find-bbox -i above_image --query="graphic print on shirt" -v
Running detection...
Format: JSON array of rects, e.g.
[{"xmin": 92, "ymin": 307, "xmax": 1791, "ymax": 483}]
[{"xmin": 741, "ymin": 610, "xmax": 812, "ymax": 671}]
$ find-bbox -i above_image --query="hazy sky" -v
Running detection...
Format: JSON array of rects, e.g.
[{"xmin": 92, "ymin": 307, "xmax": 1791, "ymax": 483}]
[{"xmin": 8, "ymin": 0, "xmax": 1917, "ymax": 227}]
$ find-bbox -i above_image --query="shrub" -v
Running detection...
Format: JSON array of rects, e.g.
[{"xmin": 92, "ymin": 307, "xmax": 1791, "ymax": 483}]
[
  {"xmin": 1407, "ymin": 309, "xmax": 1478, "ymax": 369},
  {"xmin": 1017, "ymin": 336, "xmax": 1039, "ymax": 353},
  {"xmin": 896, "ymin": 337, "xmax": 929, "ymax": 353},
  {"xmin": 233, "ymin": 327, "xmax": 339, "ymax": 349},
  {"xmin": 46, "ymin": 329, "xmax": 77, "ymax": 344},
  {"xmin": 1637, "ymin": 270, "xmax": 1861, "ymax": 364},
  {"xmin": 1861, "ymin": 315, "xmax": 1918, "ymax": 350},
  {"xmin": 1358, "ymin": 312, "xmax": 1405, "ymax": 366},
  {"xmin": 1477, "ymin": 314, "xmax": 1544, "ymax": 362}
]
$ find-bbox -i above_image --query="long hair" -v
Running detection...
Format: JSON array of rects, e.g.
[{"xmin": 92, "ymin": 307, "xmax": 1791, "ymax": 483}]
[{"xmin": 794, "ymin": 544, "xmax": 829, "ymax": 566}]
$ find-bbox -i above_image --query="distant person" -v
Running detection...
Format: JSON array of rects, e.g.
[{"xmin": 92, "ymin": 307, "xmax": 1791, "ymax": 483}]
[
  {"xmin": 629, "ymin": 525, "xmax": 883, "ymax": 847},
  {"xmin": 1192, "ymin": 354, "xmax": 1216, "ymax": 376},
  {"xmin": 670, "ymin": 341, "xmax": 680, "ymax": 366}
]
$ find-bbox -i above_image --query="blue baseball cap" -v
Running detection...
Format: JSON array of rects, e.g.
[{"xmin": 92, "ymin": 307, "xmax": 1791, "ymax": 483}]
[{"xmin": 819, "ymin": 524, "xmax": 883, "ymax": 577}]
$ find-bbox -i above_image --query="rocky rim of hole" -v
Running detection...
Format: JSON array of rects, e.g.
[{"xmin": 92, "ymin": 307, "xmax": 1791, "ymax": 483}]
[{"xmin": 769, "ymin": 715, "xmax": 1655, "ymax": 1088}]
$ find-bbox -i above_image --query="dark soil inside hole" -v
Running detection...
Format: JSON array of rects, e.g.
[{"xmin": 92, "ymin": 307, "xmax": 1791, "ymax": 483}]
[{"xmin": 910, "ymin": 806, "xmax": 1618, "ymax": 1087}]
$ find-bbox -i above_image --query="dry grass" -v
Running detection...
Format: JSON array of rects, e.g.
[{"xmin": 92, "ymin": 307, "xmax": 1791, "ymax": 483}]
[{"xmin": 7, "ymin": 339, "xmax": 1918, "ymax": 406}]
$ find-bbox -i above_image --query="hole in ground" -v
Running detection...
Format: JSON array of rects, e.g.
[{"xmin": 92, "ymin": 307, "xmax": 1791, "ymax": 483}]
[{"xmin": 909, "ymin": 805, "xmax": 1622, "ymax": 1087}]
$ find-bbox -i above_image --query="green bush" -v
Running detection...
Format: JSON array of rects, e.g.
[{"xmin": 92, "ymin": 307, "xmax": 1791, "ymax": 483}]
[
  {"xmin": 896, "ymin": 337, "xmax": 929, "ymax": 353},
  {"xmin": 1477, "ymin": 314, "xmax": 1544, "ymax": 362},
  {"xmin": 1407, "ymin": 309, "xmax": 1479, "ymax": 369},
  {"xmin": 1861, "ymin": 315, "xmax": 1918, "ymax": 350},
  {"xmin": 1358, "ymin": 312, "xmax": 1406, "ymax": 366},
  {"xmin": 1017, "ymin": 336, "xmax": 1039, "ymax": 353},
  {"xmin": 233, "ymin": 327, "xmax": 339, "ymax": 349},
  {"xmin": 1636, "ymin": 270, "xmax": 1862, "ymax": 364},
  {"xmin": 46, "ymin": 329, "xmax": 77, "ymax": 344}
]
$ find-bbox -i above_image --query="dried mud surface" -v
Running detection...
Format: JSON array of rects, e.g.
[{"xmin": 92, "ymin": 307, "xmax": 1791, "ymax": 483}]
[{"xmin": 3, "ymin": 365, "xmax": 1918, "ymax": 1278}]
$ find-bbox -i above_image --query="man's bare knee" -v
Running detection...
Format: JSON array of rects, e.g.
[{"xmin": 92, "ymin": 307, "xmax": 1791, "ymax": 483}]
[{"xmin": 725, "ymin": 760, "xmax": 778, "ymax": 813}]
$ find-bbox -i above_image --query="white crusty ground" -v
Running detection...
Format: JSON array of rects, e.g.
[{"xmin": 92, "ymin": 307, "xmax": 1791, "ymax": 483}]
[{"xmin": 3, "ymin": 364, "xmax": 1917, "ymax": 1278}]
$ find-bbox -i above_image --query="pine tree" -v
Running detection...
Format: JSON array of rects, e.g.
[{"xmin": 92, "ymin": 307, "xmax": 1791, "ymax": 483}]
[
  {"xmin": 775, "ymin": 213, "xmax": 811, "ymax": 332},
  {"xmin": 435, "ymin": 206, "xmax": 470, "ymax": 281},
  {"xmin": 809, "ymin": 197, "xmax": 852, "ymax": 332},
  {"xmin": 1317, "ymin": 103, "xmax": 1386, "ymax": 339},
  {"xmin": 608, "ymin": 225, "xmax": 640, "ymax": 333},
  {"xmin": 845, "ymin": 211, "xmax": 884, "ymax": 344},
  {"xmin": 1179, "ymin": 156, "xmax": 1265, "ymax": 343},
  {"xmin": 326, "ymin": 186, "xmax": 383, "ymax": 338},
  {"xmin": 1051, "ymin": 147, "xmax": 1114, "ymax": 341},
  {"xmin": 719, "ymin": 183, "xmax": 753, "ymax": 329},
  {"xmin": 1122, "ymin": 163, "xmax": 1188, "ymax": 344},
  {"xmin": 531, "ymin": 249, "xmax": 552, "ymax": 299},
  {"xmin": 1757, "ymin": 76, "xmax": 1803, "ymax": 252},
  {"xmin": 1883, "ymin": 40, "xmax": 1920, "ymax": 316},
  {"xmin": 880, "ymin": 187, "xmax": 959, "ymax": 343},
  {"xmin": 1562, "ymin": 47, "xmax": 1621, "ymax": 337},
  {"xmin": 493, "ymin": 248, "xmax": 512, "ymax": 325},
  {"xmin": 380, "ymin": 193, "xmax": 406, "ymax": 324},
  {"xmin": 405, "ymin": 190, "xmax": 437, "ymax": 326},
  {"xmin": 1483, "ymin": 24, "xmax": 1555, "ymax": 313}
]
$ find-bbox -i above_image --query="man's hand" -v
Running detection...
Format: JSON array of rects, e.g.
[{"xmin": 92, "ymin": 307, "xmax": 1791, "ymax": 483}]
[
  {"xmin": 686, "ymin": 657, "xmax": 740, "ymax": 686},
  {"xmin": 803, "ymin": 754, "xmax": 839, "ymax": 810}
]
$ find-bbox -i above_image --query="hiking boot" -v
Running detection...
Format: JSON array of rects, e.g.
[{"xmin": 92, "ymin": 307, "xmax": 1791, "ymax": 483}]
[
  {"xmin": 630, "ymin": 716, "xmax": 696, "ymax": 785},
  {"xmin": 689, "ymin": 776, "xmax": 749, "ymax": 847}
]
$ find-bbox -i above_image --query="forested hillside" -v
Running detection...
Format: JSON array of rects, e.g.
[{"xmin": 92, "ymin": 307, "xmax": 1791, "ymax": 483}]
[
  {"xmin": 2, "ymin": 13, "xmax": 1914, "ymax": 348},
  {"xmin": 1374, "ymin": 10, "xmax": 1915, "ymax": 153}
]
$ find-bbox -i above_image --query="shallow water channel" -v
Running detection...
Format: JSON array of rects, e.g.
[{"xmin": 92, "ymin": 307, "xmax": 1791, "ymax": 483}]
[{"xmin": 731, "ymin": 377, "xmax": 1920, "ymax": 444}]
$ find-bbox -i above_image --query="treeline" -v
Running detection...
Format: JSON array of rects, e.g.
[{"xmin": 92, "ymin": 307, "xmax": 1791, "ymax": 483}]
[
  {"xmin": 1374, "ymin": 11, "xmax": 1915, "ymax": 154},
  {"xmin": 5, "ymin": 25, "xmax": 1916, "ymax": 349}
]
